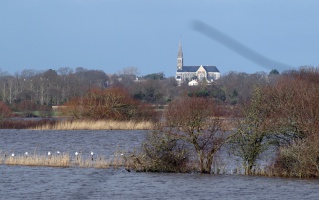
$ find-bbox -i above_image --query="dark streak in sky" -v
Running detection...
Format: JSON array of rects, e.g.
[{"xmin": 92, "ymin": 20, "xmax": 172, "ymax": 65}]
[{"xmin": 192, "ymin": 20, "xmax": 290, "ymax": 71}]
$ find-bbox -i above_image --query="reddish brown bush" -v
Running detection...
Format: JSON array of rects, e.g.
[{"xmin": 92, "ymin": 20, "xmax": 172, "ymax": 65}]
[
  {"xmin": 263, "ymin": 68, "xmax": 319, "ymax": 139},
  {"xmin": 61, "ymin": 87, "xmax": 159, "ymax": 122},
  {"xmin": 0, "ymin": 119, "xmax": 56, "ymax": 129},
  {"xmin": 0, "ymin": 101, "xmax": 12, "ymax": 120},
  {"xmin": 15, "ymin": 100, "xmax": 37, "ymax": 112},
  {"xmin": 263, "ymin": 67, "xmax": 319, "ymax": 177}
]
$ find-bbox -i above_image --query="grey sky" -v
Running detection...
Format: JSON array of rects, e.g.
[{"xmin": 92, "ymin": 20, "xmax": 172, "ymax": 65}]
[{"xmin": 1, "ymin": 0, "xmax": 319, "ymax": 76}]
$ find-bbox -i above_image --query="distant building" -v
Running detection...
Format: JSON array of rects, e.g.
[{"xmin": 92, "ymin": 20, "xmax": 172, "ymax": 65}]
[
  {"xmin": 188, "ymin": 79, "xmax": 198, "ymax": 86},
  {"xmin": 175, "ymin": 41, "xmax": 220, "ymax": 84}
]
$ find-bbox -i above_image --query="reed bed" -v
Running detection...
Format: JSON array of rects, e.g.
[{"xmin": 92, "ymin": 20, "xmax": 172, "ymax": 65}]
[
  {"xmin": 94, "ymin": 156, "xmax": 112, "ymax": 169},
  {"xmin": 1, "ymin": 151, "xmax": 130, "ymax": 169},
  {"xmin": 0, "ymin": 151, "xmax": 273, "ymax": 176},
  {"xmin": 94, "ymin": 154, "xmax": 125, "ymax": 169},
  {"xmin": 33, "ymin": 120, "xmax": 154, "ymax": 130},
  {"xmin": 5, "ymin": 153, "xmax": 70, "ymax": 167}
]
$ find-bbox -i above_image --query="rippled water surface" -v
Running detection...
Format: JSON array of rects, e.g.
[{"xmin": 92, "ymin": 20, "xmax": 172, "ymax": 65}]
[{"xmin": 1, "ymin": 129, "xmax": 319, "ymax": 200}]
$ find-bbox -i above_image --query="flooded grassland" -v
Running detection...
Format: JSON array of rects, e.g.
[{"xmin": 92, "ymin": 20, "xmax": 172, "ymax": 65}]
[{"xmin": 1, "ymin": 129, "xmax": 319, "ymax": 199}]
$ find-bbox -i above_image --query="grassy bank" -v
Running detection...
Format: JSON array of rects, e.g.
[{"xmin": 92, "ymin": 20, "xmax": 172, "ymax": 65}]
[{"xmin": 33, "ymin": 120, "xmax": 154, "ymax": 130}]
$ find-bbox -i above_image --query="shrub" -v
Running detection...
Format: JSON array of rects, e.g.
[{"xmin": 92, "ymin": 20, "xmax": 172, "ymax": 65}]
[
  {"xmin": 128, "ymin": 130, "xmax": 191, "ymax": 173},
  {"xmin": 61, "ymin": 87, "xmax": 159, "ymax": 122},
  {"xmin": 269, "ymin": 134, "xmax": 319, "ymax": 178},
  {"xmin": 0, "ymin": 119, "xmax": 56, "ymax": 129},
  {"xmin": 14, "ymin": 100, "xmax": 37, "ymax": 117},
  {"xmin": 0, "ymin": 101, "xmax": 12, "ymax": 120},
  {"xmin": 263, "ymin": 67, "xmax": 319, "ymax": 141}
]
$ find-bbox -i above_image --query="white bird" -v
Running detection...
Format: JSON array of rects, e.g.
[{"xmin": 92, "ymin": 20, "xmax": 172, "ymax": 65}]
[
  {"xmin": 75, "ymin": 151, "xmax": 79, "ymax": 160},
  {"xmin": 25, "ymin": 152, "xmax": 28, "ymax": 157},
  {"xmin": 91, "ymin": 151, "xmax": 94, "ymax": 161},
  {"xmin": 57, "ymin": 151, "xmax": 60, "ymax": 154},
  {"xmin": 48, "ymin": 151, "xmax": 51, "ymax": 156},
  {"xmin": 11, "ymin": 153, "xmax": 15, "ymax": 157},
  {"xmin": 120, "ymin": 153, "xmax": 124, "ymax": 156}
]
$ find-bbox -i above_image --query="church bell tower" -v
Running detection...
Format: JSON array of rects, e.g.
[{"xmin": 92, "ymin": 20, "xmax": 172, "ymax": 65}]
[{"xmin": 177, "ymin": 40, "xmax": 183, "ymax": 70}]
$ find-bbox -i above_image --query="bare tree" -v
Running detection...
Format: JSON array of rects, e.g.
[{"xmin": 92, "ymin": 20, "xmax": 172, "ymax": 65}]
[
  {"xmin": 229, "ymin": 87, "xmax": 271, "ymax": 175},
  {"xmin": 118, "ymin": 66, "xmax": 139, "ymax": 76},
  {"xmin": 163, "ymin": 97, "xmax": 228, "ymax": 174},
  {"xmin": 264, "ymin": 67, "xmax": 319, "ymax": 141}
]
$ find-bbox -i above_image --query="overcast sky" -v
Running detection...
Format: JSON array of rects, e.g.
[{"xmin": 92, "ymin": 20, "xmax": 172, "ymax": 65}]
[{"xmin": 1, "ymin": 0, "xmax": 319, "ymax": 77}]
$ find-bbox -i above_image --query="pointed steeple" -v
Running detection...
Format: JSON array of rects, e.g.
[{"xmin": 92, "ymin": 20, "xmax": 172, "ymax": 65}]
[
  {"xmin": 178, "ymin": 40, "xmax": 183, "ymax": 57},
  {"xmin": 177, "ymin": 39, "xmax": 183, "ymax": 70}
]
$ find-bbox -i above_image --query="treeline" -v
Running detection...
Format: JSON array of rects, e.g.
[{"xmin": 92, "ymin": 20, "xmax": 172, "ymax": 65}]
[
  {"xmin": 0, "ymin": 66, "xmax": 273, "ymax": 117},
  {"xmin": 0, "ymin": 67, "xmax": 108, "ymax": 108}
]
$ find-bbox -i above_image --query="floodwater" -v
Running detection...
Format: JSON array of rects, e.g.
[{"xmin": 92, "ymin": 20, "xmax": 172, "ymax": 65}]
[{"xmin": 1, "ymin": 130, "xmax": 319, "ymax": 200}]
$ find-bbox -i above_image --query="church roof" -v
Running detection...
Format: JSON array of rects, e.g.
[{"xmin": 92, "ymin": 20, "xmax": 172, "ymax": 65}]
[{"xmin": 177, "ymin": 66, "xmax": 220, "ymax": 73}]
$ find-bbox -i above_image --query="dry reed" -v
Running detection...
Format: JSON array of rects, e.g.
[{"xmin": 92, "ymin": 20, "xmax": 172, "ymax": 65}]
[
  {"xmin": 5, "ymin": 153, "xmax": 70, "ymax": 167},
  {"xmin": 1, "ymin": 151, "xmax": 273, "ymax": 175},
  {"xmin": 1, "ymin": 151, "xmax": 131, "ymax": 169},
  {"xmin": 33, "ymin": 120, "xmax": 154, "ymax": 130},
  {"xmin": 94, "ymin": 156, "xmax": 112, "ymax": 169}
]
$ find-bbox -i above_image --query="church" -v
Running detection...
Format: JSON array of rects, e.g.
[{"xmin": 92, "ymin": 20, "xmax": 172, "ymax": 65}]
[{"xmin": 175, "ymin": 41, "xmax": 220, "ymax": 84}]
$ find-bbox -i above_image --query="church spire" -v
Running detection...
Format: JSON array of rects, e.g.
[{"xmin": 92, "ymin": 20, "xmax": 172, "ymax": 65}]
[{"xmin": 177, "ymin": 40, "xmax": 183, "ymax": 70}]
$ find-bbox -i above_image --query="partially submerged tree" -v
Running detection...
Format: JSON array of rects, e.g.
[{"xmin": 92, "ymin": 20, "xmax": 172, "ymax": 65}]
[
  {"xmin": 163, "ymin": 97, "xmax": 228, "ymax": 174},
  {"xmin": 229, "ymin": 87, "xmax": 271, "ymax": 175},
  {"xmin": 129, "ymin": 130, "xmax": 190, "ymax": 172},
  {"xmin": 263, "ymin": 67, "xmax": 319, "ymax": 177}
]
